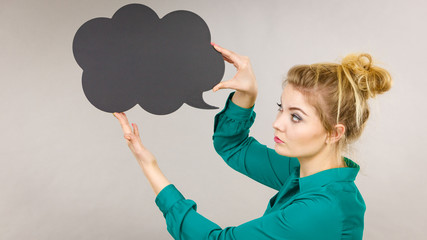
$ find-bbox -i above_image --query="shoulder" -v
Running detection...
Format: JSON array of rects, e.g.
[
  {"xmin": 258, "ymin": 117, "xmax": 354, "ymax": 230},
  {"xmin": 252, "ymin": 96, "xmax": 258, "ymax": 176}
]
[{"xmin": 323, "ymin": 182, "xmax": 366, "ymax": 211}]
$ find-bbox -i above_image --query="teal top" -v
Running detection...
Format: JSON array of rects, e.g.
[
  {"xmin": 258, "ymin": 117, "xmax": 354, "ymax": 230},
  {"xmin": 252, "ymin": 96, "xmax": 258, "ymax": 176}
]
[{"xmin": 155, "ymin": 91, "xmax": 366, "ymax": 240}]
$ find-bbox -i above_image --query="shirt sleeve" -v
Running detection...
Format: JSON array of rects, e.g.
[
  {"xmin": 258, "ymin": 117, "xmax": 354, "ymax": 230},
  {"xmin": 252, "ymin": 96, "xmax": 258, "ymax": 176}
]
[
  {"xmin": 155, "ymin": 184, "xmax": 342, "ymax": 240},
  {"xmin": 212, "ymin": 91, "xmax": 299, "ymax": 191}
]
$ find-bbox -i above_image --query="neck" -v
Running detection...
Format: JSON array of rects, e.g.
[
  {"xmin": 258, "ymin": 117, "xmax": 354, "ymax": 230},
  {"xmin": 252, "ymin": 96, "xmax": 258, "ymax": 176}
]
[{"xmin": 298, "ymin": 146, "xmax": 346, "ymax": 178}]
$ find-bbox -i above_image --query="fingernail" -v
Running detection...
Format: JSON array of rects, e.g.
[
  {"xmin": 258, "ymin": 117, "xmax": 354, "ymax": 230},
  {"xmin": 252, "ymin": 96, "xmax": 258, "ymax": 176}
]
[{"xmin": 211, "ymin": 42, "xmax": 215, "ymax": 46}]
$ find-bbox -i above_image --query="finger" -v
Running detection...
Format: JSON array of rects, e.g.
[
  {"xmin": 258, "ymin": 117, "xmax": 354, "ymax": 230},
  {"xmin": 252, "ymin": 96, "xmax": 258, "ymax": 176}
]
[
  {"xmin": 121, "ymin": 113, "xmax": 134, "ymax": 133},
  {"xmin": 132, "ymin": 123, "xmax": 140, "ymax": 137},
  {"xmin": 223, "ymin": 55, "xmax": 234, "ymax": 64},
  {"xmin": 213, "ymin": 82, "xmax": 220, "ymax": 92},
  {"xmin": 115, "ymin": 112, "xmax": 133, "ymax": 134},
  {"xmin": 213, "ymin": 79, "xmax": 237, "ymax": 92},
  {"xmin": 213, "ymin": 44, "xmax": 241, "ymax": 67},
  {"xmin": 224, "ymin": 56, "xmax": 232, "ymax": 62},
  {"xmin": 212, "ymin": 43, "xmax": 239, "ymax": 67}
]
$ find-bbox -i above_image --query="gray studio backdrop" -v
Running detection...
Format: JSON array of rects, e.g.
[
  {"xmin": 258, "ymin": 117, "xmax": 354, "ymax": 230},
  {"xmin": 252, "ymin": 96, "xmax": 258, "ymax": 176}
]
[{"xmin": 1, "ymin": 0, "xmax": 426, "ymax": 239}]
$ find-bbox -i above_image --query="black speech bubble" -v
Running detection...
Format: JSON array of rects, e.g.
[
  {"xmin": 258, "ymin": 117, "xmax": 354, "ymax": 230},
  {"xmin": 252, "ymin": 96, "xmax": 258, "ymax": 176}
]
[{"xmin": 72, "ymin": 3, "xmax": 224, "ymax": 115}]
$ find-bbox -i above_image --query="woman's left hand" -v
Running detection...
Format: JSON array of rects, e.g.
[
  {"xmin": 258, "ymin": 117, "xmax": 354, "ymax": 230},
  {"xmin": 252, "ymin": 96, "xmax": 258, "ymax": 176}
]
[{"xmin": 113, "ymin": 112, "xmax": 157, "ymax": 167}]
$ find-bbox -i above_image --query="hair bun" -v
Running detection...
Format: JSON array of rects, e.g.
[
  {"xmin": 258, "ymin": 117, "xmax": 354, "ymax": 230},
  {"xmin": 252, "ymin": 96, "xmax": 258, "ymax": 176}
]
[{"xmin": 341, "ymin": 53, "xmax": 392, "ymax": 99}]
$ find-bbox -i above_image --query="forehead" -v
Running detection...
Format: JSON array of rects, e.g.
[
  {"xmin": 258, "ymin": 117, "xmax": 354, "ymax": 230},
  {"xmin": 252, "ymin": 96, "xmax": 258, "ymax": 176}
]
[
  {"xmin": 281, "ymin": 84, "xmax": 307, "ymax": 104},
  {"xmin": 281, "ymin": 84, "xmax": 315, "ymax": 115}
]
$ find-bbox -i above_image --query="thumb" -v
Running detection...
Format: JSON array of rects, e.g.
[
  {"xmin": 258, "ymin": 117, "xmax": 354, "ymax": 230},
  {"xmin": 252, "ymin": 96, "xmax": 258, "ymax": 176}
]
[{"xmin": 213, "ymin": 79, "xmax": 236, "ymax": 92}]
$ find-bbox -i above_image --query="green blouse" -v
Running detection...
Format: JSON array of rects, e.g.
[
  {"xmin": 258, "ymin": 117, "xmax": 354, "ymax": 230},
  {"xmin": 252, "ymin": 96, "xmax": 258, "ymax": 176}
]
[{"xmin": 155, "ymin": 91, "xmax": 366, "ymax": 239}]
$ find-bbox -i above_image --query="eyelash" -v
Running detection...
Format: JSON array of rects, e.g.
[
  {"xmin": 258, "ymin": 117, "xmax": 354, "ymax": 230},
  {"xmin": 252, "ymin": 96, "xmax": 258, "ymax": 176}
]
[{"xmin": 276, "ymin": 102, "xmax": 302, "ymax": 122}]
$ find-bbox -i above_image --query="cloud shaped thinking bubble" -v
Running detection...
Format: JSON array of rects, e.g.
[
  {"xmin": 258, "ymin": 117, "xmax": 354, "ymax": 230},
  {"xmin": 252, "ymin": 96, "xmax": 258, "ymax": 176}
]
[{"xmin": 72, "ymin": 4, "xmax": 224, "ymax": 115}]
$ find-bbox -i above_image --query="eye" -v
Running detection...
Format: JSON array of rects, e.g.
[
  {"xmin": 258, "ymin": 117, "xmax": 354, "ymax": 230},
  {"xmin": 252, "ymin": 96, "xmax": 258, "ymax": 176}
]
[
  {"xmin": 291, "ymin": 114, "xmax": 302, "ymax": 122},
  {"xmin": 276, "ymin": 102, "xmax": 282, "ymax": 111},
  {"xmin": 277, "ymin": 102, "xmax": 302, "ymax": 122}
]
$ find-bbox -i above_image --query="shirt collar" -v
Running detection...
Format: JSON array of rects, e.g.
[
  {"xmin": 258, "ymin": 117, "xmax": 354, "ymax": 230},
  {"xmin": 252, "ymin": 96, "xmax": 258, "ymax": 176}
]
[{"xmin": 290, "ymin": 157, "xmax": 360, "ymax": 193}]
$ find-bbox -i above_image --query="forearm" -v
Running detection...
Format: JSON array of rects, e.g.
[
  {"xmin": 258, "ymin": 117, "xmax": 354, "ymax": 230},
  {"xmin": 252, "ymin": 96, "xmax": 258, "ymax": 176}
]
[
  {"xmin": 140, "ymin": 161, "xmax": 171, "ymax": 196},
  {"xmin": 231, "ymin": 91, "xmax": 257, "ymax": 109}
]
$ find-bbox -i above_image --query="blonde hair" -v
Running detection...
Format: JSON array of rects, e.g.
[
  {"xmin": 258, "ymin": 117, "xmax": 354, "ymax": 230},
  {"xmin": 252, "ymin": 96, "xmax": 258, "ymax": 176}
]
[{"xmin": 282, "ymin": 53, "xmax": 393, "ymax": 166}]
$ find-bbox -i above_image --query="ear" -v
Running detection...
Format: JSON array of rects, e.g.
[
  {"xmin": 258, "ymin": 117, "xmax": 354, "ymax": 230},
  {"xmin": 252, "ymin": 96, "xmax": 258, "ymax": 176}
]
[{"xmin": 326, "ymin": 123, "xmax": 345, "ymax": 144}]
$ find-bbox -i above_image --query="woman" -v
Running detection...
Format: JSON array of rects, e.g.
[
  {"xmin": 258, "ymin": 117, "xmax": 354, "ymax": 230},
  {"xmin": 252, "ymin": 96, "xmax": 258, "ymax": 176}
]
[{"xmin": 113, "ymin": 43, "xmax": 392, "ymax": 239}]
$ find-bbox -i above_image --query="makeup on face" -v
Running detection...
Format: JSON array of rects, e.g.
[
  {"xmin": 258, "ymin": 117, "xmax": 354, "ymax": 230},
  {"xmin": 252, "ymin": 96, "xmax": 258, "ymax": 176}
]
[{"xmin": 274, "ymin": 136, "xmax": 285, "ymax": 144}]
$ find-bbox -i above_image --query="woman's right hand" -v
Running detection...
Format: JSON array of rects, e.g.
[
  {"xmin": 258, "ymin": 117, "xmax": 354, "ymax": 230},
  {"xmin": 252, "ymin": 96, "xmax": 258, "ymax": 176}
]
[{"xmin": 211, "ymin": 43, "xmax": 258, "ymax": 98}]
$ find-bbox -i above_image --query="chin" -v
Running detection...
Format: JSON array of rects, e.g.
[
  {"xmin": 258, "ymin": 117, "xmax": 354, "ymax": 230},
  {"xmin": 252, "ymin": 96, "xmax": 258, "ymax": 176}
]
[
  {"xmin": 274, "ymin": 145, "xmax": 290, "ymax": 156},
  {"xmin": 275, "ymin": 145, "xmax": 301, "ymax": 158}
]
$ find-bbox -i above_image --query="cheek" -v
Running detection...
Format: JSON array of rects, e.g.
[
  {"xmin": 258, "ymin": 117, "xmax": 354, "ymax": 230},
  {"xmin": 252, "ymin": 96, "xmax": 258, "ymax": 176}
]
[
  {"xmin": 288, "ymin": 124, "xmax": 325, "ymax": 148},
  {"xmin": 288, "ymin": 127, "xmax": 311, "ymax": 145}
]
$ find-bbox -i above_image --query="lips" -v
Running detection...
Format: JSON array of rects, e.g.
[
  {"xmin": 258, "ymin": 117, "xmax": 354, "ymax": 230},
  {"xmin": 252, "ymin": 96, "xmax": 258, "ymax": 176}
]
[{"xmin": 274, "ymin": 136, "xmax": 284, "ymax": 143}]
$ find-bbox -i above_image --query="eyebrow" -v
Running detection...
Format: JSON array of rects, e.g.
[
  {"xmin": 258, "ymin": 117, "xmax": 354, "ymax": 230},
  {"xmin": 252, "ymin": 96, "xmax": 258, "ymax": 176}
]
[
  {"xmin": 281, "ymin": 100, "xmax": 308, "ymax": 116},
  {"xmin": 289, "ymin": 107, "xmax": 308, "ymax": 116}
]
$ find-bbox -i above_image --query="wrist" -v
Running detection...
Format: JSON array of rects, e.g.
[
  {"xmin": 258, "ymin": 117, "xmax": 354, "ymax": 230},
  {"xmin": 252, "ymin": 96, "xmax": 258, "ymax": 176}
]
[
  {"xmin": 133, "ymin": 149, "xmax": 157, "ymax": 168},
  {"xmin": 232, "ymin": 91, "xmax": 257, "ymax": 109},
  {"xmin": 138, "ymin": 157, "xmax": 157, "ymax": 169}
]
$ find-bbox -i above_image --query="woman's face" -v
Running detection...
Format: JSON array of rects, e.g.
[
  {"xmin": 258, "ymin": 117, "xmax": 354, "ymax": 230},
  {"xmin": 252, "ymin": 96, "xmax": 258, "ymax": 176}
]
[{"xmin": 272, "ymin": 84, "xmax": 328, "ymax": 158}]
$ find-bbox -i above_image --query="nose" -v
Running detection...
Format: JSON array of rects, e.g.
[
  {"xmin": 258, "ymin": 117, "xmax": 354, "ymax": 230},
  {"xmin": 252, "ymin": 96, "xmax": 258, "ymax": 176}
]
[{"xmin": 272, "ymin": 113, "xmax": 286, "ymax": 132}]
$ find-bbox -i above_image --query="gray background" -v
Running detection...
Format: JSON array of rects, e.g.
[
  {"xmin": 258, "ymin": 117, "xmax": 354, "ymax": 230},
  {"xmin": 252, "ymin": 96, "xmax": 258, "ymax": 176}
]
[{"xmin": 1, "ymin": 0, "xmax": 426, "ymax": 239}]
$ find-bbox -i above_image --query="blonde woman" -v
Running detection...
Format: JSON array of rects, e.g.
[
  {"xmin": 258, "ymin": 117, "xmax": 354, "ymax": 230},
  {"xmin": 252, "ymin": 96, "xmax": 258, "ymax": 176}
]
[{"xmin": 113, "ymin": 42, "xmax": 392, "ymax": 239}]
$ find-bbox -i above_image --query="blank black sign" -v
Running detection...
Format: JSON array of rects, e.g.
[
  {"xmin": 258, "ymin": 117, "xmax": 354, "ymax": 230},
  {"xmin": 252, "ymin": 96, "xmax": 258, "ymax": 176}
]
[{"xmin": 72, "ymin": 3, "xmax": 224, "ymax": 115}]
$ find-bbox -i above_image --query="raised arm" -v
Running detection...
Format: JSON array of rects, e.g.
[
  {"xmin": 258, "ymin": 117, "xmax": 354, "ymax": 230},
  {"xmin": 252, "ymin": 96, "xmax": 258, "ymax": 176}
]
[
  {"xmin": 213, "ymin": 91, "xmax": 299, "ymax": 190},
  {"xmin": 211, "ymin": 43, "xmax": 298, "ymax": 190}
]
